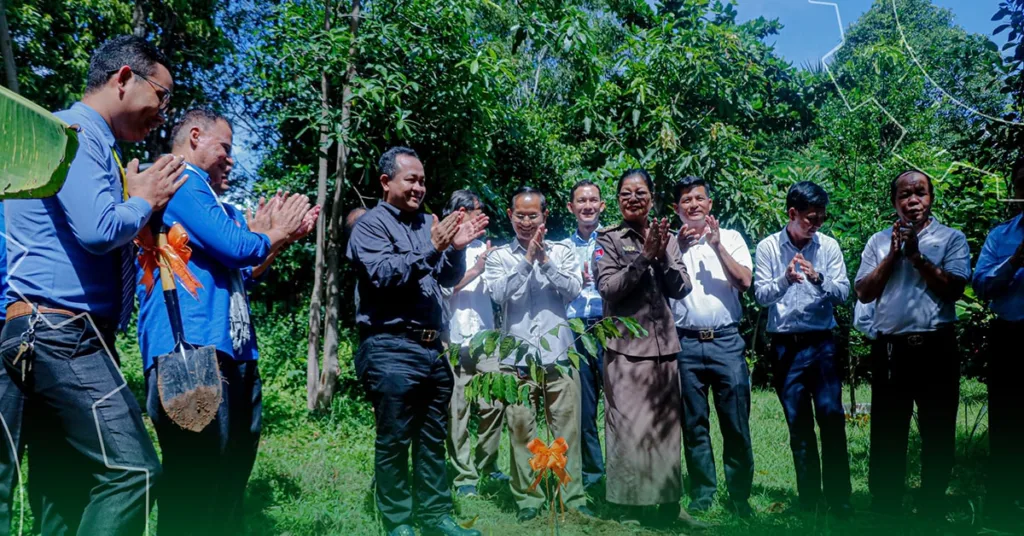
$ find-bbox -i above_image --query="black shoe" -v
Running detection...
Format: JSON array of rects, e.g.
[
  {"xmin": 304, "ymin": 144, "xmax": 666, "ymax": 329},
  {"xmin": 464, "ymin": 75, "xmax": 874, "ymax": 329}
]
[
  {"xmin": 830, "ymin": 503, "xmax": 853, "ymax": 520},
  {"xmin": 731, "ymin": 500, "xmax": 754, "ymax": 519},
  {"xmin": 388, "ymin": 525, "xmax": 417, "ymax": 536},
  {"xmin": 517, "ymin": 507, "xmax": 539, "ymax": 522},
  {"xmin": 575, "ymin": 505, "xmax": 597, "ymax": 519},
  {"xmin": 421, "ymin": 517, "xmax": 481, "ymax": 536},
  {"xmin": 688, "ymin": 498, "xmax": 714, "ymax": 512}
]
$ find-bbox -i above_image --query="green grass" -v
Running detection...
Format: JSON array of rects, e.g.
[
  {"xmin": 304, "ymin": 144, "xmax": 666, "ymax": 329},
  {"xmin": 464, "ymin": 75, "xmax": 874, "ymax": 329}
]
[{"xmin": 240, "ymin": 380, "xmax": 994, "ymax": 536}]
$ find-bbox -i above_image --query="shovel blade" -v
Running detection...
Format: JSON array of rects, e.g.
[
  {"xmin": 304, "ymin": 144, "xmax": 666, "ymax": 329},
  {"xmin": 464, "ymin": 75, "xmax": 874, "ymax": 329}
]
[{"xmin": 156, "ymin": 342, "xmax": 221, "ymax": 433}]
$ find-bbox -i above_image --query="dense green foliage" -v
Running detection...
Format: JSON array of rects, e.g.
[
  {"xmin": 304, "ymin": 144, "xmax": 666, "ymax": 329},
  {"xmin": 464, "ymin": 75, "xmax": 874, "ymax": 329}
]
[{"xmin": 2, "ymin": 0, "xmax": 1019, "ymax": 404}]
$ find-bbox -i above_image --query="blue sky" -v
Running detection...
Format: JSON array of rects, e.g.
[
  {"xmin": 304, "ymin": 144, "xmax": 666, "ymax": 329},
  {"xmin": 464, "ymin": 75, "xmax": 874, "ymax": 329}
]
[{"xmin": 735, "ymin": 0, "xmax": 1005, "ymax": 67}]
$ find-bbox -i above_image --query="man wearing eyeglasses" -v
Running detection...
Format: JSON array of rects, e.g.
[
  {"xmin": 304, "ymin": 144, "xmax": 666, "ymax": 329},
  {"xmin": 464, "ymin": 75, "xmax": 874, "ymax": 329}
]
[
  {"xmin": 753, "ymin": 181, "xmax": 853, "ymax": 519},
  {"xmin": 482, "ymin": 186, "xmax": 589, "ymax": 522},
  {"xmin": 0, "ymin": 36, "xmax": 184, "ymax": 535}
]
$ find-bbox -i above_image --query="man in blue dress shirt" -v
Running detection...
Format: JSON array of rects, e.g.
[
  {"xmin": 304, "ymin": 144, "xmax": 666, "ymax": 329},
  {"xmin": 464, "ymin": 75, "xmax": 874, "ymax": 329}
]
[
  {"xmin": 753, "ymin": 181, "xmax": 852, "ymax": 519},
  {"xmin": 136, "ymin": 108, "xmax": 313, "ymax": 535},
  {"xmin": 347, "ymin": 146, "xmax": 488, "ymax": 536},
  {"xmin": 559, "ymin": 179, "xmax": 606, "ymax": 492},
  {"xmin": 973, "ymin": 163, "xmax": 1024, "ymax": 528},
  {"xmin": 0, "ymin": 36, "xmax": 186, "ymax": 535}
]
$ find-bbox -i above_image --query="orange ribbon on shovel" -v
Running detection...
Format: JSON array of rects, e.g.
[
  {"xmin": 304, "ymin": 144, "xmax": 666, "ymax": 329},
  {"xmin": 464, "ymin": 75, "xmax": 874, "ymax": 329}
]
[
  {"xmin": 135, "ymin": 223, "xmax": 202, "ymax": 299},
  {"xmin": 527, "ymin": 437, "xmax": 571, "ymax": 492}
]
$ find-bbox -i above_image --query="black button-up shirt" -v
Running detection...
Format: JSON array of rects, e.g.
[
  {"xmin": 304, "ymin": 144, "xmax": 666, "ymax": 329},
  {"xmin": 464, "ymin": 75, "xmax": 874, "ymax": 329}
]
[{"xmin": 346, "ymin": 201, "xmax": 466, "ymax": 332}]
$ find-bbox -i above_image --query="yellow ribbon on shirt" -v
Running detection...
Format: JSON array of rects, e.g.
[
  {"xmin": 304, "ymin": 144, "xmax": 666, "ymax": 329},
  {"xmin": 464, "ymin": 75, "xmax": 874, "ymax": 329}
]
[{"xmin": 110, "ymin": 147, "xmax": 128, "ymax": 202}]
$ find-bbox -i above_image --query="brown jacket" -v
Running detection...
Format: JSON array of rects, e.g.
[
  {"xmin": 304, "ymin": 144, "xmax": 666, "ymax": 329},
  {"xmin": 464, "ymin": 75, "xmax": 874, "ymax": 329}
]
[{"xmin": 595, "ymin": 223, "xmax": 692, "ymax": 357}]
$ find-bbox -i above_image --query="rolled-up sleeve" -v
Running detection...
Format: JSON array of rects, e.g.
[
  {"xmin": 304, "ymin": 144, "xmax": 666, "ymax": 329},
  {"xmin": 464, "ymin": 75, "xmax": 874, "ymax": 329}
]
[{"xmin": 56, "ymin": 136, "xmax": 151, "ymax": 254}]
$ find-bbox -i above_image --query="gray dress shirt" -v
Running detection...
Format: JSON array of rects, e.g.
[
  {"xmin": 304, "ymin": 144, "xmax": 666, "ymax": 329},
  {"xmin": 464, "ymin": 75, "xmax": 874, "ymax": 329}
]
[{"xmin": 482, "ymin": 240, "xmax": 583, "ymax": 367}]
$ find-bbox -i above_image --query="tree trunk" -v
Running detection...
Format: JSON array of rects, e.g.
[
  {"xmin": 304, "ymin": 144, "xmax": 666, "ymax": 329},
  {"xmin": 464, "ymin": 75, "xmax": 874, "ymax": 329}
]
[
  {"xmin": 132, "ymin": 0, "xmax": 147, "ymax": 37},
  {"xmin": 0, "ymin": 0, "xmax": 19, "ymax": 93},
  {"xmin": 315, "ymin": 0, "xmax": 362, "ymax": 410},
  {"xmin": 306, "ymin": 0, "xmax": 333, "ymax": 411}
]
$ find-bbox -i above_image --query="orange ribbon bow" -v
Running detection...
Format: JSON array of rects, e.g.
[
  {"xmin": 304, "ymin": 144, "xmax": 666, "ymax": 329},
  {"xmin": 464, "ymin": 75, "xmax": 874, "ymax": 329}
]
[
  {"xmin": 527, "ymin": 437, "xmax": 571, "ymax": 492},
  {"xmin": 135, "ymin": 223, "xmax": 202, "ymax": 299}
]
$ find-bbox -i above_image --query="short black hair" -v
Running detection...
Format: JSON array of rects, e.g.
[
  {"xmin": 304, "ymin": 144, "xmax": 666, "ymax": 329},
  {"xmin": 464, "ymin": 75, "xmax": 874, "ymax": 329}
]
[
  {"xmin": 673, "ymin": 175, "xmax": 711, "ymax": 203},
  {"xmin": 569, "ymin": 179, "xmax": 601, "ymax": 203},
  {"xmin": 85, "ymin": 36, "xmax": 170, "ymax": 93},
  {"xmin": 889, "ymin": 169, "xmax": 934, "ymax": 202},
  {"xmin": 444, "ymin": 190, "xmax": 481, "ymax": 217},
  {"xmin": 170, "ymin": 107, "xmax": 231, "ymax": 148},
  {"xmin": 378, "ymin": 146, "xmax": 420, "ymax": 179},
  {"xmin": 510, "ymin": 186, "xmax": 547, "ymax": 211},
  {"xmin": 786, "ymin": 181, "xmax": 829, "ymax": 211},
  {"xmin": 618, "ymin": 168, "xmax": 653, "ymax": 194}
]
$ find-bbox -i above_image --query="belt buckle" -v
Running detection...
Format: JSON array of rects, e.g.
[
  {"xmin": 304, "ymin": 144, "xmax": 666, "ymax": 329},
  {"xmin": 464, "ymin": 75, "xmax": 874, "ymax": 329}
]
[
  {"xmin": 421, "ymin": 330, "xmax": 438, "ymax": 343},
  {"xmin": 698, "ymin": 329, "xmax": 715, "ymax": 342},
  {"xmin": 907, "ymin": 334, "xmax": 925, "ymax": 347}
]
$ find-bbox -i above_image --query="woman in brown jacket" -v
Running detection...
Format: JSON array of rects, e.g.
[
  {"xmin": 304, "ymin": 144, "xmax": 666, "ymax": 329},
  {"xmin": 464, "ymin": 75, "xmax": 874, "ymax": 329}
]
[{"xmin": 594, "ymin": 168, "xmax": 700, "ymax": 528}]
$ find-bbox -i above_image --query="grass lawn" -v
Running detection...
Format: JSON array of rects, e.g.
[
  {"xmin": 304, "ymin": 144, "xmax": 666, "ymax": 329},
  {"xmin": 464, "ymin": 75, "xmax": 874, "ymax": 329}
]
[{"xmin": 242, "ymin": 380, "xmax": 995, "ymax": 536}]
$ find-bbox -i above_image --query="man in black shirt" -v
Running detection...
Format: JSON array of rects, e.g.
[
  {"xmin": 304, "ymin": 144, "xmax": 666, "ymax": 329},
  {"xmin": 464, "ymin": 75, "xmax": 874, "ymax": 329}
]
[{"xmin": 347, "ymin": 146, "xmax": 488, "ymax": 536}]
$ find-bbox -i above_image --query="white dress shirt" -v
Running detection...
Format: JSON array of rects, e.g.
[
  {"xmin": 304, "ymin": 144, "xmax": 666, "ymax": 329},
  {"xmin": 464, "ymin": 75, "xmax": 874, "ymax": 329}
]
[
  {"xmin": 671, "ymin": 228, "xmax": 752, "ymax": 330},
  {"xmin": 482, "ymin": 240, "xmax": 583, "ymax": 367},
  {"xmin": 754, "ymin": 228, "xmax": 850, "ymax": 333},
  {"xmin": 444, "ymin": 239, "xmax": 495, "ymax": 347},
  {"xmin": 855, "ymin": 217, "xmax": 971, "ymax": 335}
]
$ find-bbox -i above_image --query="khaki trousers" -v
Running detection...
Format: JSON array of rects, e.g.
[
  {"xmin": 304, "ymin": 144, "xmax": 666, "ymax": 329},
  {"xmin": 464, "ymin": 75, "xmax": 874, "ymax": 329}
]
[
  {"xmin": 447, "ymin": 346, "xmax": 505, "ymax": 488},
  {"xmin": 506, "ymin": 366, "xmax": 585, "ymax": 511}
]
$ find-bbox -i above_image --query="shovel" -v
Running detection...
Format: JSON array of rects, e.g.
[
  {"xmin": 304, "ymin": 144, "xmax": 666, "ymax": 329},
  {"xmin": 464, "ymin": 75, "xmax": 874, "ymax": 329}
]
[{"xmin": 152, "ymin": 220, "xmax": 222, "ymax": 433}]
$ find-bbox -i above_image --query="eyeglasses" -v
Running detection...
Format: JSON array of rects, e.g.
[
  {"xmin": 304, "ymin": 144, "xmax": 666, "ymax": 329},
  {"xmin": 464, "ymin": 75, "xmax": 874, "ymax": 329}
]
[
  {"xmin": 618, "ymin": 191, "xmax": 650, "ymax": 201},
  {"xmin": 512, "ymin": 213, "xmax": 541, "ymax": 222},
  {"xmin": 109, "ymin": 69, "xmax": 172, "ymax": 115}
]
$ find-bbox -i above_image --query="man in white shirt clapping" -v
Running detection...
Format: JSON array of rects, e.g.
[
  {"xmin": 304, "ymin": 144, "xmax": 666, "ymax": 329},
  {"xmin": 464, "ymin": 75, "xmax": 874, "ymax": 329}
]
[{"xmin": 669, "ymin": 176, "xmax": 755, "ymax": 518}]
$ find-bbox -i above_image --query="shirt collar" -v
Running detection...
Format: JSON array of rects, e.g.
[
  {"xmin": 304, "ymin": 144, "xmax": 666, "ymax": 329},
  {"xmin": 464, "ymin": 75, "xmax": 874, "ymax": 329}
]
[
  {"xmin": 71, "ymin": 102, "xmax": 116, "ymax": 148},
  {"xmin": 779, "ymin": 226, "xmax": 818, "ymax": 251},
  {"xmin": 916, "ymin": 216, "xmax": 940, "ymax": 238},
  {"xmin": 380, "ymin": 201, "xmax": 419, "ymax": 222},
  {"xmin": 572, "ymin": 225, "xmax": 601, "ymax": 244},
  {"xmin": 184, "ymin": 162, "xmax": 210, "ymax": 182}
]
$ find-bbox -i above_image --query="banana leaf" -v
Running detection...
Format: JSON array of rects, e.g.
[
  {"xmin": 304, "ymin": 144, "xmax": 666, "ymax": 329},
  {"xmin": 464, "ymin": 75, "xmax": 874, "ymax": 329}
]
[{"xmin": 0, "ymin": 85, "xmax": 78, "ymax": 199}]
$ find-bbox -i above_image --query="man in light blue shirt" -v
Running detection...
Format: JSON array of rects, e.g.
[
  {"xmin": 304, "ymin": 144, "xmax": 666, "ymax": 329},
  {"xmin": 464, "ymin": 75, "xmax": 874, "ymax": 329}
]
[
  {"xmin": 560, "ymin": 179, "xmax": 606, "ymax": 491},
  {"xmin": 972, "ymin": 164, "xmax": 1024, "ymax": 527},
  {"xmin": 753, "ymin": 181, "xmax": 852, "ymax": 518},
  {"xmin": 0, "ymin": 36, "xmax": 185, "ymax": 535},
  {"xmin": 136, "ymin": 108, "xmax": 314, "ymax": 535}
]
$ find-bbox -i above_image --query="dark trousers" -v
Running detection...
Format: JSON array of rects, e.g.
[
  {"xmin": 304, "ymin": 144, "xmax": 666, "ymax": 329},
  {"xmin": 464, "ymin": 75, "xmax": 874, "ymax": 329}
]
[
  {"xmin": 0, "ymin": 313, "xmax": 161, "ymax": 536},
  {"xmin": 770, "ymin": 332, "xmax": 851, "ymax": 509},
  {"xmin": 677, "ymin": 328, "xmax": 754, "ymax": 505},
  {"xmin": 868, "ymin": 329, "xmax": 960, "ymax": 511},
  {"xmin": 146, "ymin": 354, "xmax": 262, "ymax": 536},
  {"xmin": 355, "ymin": 334, "xmax": 453, "ymax": 530},
  {"xmin": 987, "ymin": 320, "xmax": 1024, "ymax": 516},
  {"xmin": 0, "ymin": 319, "xmax": 25, "ymax": 536},
  {"xmin": 575, "ymin": 318, "xmax": 605, "ymax": 489}
]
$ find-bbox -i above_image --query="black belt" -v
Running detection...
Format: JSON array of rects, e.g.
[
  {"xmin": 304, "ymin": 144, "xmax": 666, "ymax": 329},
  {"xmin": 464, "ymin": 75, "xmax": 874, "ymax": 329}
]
[
  {"xmin": 677, "ymin": 324, "xmax": 739, "ymax": 342},
  {"xmin": 877, "ymin": 326, "xmax": 953, "ymax": 348},
  {"xmin": 771, "ymin": 330, "xmax": 832, "ymax": 346},
  {"xmin": 361, "ymin": 327, "xmax": 441, "ymax": 344}
]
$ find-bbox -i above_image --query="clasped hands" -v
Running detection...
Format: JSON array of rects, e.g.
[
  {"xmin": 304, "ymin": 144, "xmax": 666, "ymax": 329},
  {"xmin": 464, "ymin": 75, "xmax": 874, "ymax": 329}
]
[{"xmin": 785, "ymin": 253, "xmax": 821, "ymax": 285}]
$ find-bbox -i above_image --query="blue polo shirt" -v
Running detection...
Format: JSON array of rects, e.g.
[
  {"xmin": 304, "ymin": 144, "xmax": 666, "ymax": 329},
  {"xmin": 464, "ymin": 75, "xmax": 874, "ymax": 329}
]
[
  {"xmin": 136, "ymin": 164, "xmax": 271, "ymax": 370},
  {"xmin": 4, "ymin": 103, "xmax": 152, "ymax": 322},
  {"xmin": 0, "ymin": 203, "xmax": 8, "ymax": 322}
]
